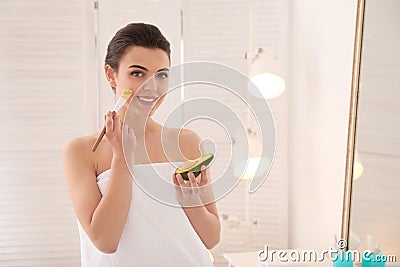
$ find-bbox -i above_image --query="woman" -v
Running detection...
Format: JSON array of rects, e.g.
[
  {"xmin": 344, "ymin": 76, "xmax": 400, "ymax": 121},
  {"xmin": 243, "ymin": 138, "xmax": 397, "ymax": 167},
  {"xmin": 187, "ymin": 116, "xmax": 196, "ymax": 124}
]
[{"xmin": 62, "ymin": 23, "xmax": 220, "ymax": 266}]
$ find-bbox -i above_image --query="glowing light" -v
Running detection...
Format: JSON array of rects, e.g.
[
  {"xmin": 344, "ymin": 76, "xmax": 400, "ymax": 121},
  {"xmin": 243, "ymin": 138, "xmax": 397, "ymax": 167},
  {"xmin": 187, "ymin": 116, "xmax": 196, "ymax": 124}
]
[
  {"xmin": 249, "ymin": 73, "xmax": 286, "ymax": 99},
  {"xmin": 234, "ymin": 157, "xmax": 270, "ymax": 180}
]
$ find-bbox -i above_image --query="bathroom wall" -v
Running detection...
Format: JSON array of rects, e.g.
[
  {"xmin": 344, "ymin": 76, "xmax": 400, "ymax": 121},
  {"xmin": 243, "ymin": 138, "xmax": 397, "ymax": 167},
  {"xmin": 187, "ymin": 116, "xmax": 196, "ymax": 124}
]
[
  {"xmin": 0, "ymin": 1, "xmax": 94, "ymax": 265},
  {"xmin": 288, "ymin": 0, "xmax": 357, "ymax": 250}
]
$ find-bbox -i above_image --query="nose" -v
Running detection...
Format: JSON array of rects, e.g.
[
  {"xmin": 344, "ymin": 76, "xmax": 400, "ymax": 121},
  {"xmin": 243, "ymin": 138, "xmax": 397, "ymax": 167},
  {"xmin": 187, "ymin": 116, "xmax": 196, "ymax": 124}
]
[{"xmin": 142, "ymin": 76, "xmax": 157, "ymax": 92}]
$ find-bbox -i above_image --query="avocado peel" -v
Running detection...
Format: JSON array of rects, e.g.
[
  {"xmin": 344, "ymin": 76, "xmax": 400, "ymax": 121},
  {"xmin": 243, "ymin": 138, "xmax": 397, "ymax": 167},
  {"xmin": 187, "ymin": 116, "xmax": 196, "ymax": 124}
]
[{"xmin": 175, "ymin": 153, "xmax": 214, "ymax": 180}]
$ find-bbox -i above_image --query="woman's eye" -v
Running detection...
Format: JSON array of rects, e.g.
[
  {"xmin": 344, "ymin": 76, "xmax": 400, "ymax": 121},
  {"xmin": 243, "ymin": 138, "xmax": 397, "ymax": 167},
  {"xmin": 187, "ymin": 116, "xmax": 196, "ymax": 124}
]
[
  {"xmin": 131, "ymin": 71, "xmax": 144, "ymax": 77},
  {"xmin": 155, "ymin": 72, "xmax": 168, "ymax": 79}
]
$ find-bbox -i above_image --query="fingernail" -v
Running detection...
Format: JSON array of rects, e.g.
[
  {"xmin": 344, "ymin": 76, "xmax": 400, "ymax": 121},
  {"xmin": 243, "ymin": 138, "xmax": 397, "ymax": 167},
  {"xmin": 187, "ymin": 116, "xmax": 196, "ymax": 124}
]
[{"xmin": 201, "ymin": 165, "xmax": 205, "ymax": 171}]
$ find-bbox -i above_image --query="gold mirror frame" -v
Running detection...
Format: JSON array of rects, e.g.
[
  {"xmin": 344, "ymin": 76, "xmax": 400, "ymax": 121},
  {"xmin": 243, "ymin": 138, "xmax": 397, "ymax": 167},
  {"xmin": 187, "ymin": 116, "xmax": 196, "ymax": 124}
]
[{"xmin": 341, "ymin": 0, "xmax": 366, "ymax": 250}]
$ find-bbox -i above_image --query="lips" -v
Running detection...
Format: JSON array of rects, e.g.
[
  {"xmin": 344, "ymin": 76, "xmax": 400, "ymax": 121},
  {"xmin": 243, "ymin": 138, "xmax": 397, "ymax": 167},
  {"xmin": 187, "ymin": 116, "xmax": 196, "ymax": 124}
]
[{"xmin": 136, "ymin": 96, "xmax": 158, "ymax": 106}]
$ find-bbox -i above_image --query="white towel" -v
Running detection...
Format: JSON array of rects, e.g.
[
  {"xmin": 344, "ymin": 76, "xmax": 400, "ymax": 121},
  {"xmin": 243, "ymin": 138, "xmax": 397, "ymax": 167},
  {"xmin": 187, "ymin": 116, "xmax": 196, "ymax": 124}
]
[{"xmin": 77, "ymin": 162, "xmax": 214, "ymax": 267}]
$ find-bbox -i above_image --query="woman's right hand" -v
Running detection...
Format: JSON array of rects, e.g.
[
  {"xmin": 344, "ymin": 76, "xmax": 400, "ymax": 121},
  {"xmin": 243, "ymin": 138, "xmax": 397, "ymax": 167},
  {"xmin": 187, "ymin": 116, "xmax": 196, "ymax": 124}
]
[{"xmin": 104, "ymin": 111, "xmax": 136, "ymax": 163}]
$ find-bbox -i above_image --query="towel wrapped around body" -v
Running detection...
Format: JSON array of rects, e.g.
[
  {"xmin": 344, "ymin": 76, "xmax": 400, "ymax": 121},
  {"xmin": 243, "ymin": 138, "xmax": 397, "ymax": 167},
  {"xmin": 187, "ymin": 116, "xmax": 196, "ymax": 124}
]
[{"xmin": 77, "ymin": 162, "xmax": 214, "ymax": 267}]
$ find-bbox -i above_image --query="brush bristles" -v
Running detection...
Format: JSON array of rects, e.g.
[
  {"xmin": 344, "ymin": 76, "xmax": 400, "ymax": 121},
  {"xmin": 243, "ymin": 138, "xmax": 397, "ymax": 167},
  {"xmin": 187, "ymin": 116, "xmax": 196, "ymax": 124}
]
[
  {"xmin": 112, "ymin": 89, "xmax": 133, "ymax": 111},
  {"xmin": 121, "ymin": 89, "xmax": 133, "ymax": 99}
]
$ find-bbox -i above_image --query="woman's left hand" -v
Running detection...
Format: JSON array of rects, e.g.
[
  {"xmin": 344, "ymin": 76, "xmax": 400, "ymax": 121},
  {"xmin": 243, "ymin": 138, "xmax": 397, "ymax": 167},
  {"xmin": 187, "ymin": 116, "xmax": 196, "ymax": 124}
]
[{"xmin": 172, "ymin": 165, "xmax": 209, "ymax": 207}]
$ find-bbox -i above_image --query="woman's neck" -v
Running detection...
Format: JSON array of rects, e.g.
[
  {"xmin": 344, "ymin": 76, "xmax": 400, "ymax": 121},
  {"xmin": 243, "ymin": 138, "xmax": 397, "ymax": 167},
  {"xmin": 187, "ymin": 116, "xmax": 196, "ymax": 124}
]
[{"xmin": 127, "ymin": 115, "xmax": 159, "ymax": 138}]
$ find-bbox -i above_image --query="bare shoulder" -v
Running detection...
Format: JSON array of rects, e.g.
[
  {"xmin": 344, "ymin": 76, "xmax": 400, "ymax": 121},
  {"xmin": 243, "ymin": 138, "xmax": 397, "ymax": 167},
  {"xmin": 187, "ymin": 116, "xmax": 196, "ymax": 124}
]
[
  {"xmin": 62, "ymin": 134, "xmax": 96, "ymax": 160},
  {"xmin": 176, "ymin": 128, "xmax": 202, "ymax": 160},
  {"xmin": 178, "ymin": 128, "xmax": 201, "ymax": 143},
  {"xmin": 155, "ymin": 124, "xmax": 202, "ymax": 160},
  {"xmin": 62, "ymin": 134, "xmax": 98, "ymax": 178}
]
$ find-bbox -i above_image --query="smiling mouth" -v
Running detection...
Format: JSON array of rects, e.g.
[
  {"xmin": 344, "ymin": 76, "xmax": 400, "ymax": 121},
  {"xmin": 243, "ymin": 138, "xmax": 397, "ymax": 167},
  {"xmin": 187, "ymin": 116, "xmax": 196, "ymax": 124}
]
[{"xmin": 137, "ymin": 96, "xmax": 158, "ymax": 106}]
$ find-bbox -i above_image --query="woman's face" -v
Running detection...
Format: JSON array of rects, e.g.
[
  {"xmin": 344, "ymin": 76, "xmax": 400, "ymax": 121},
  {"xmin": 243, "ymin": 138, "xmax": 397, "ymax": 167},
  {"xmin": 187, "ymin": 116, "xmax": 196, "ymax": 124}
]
[{"xmin": 106, "ymin": 46, "xmax": 170, "ymax": 118}]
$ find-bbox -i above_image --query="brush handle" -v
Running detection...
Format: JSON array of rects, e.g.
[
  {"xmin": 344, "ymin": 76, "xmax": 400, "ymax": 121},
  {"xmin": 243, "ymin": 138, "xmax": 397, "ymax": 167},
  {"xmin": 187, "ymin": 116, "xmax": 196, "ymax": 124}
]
[
  {"xmin": 91, "ymin": 111, "xmax": 116, "ymax": 152},
  {"xmin": 92, "ymin": 92, "xmax": 134, "ymax": 152}
]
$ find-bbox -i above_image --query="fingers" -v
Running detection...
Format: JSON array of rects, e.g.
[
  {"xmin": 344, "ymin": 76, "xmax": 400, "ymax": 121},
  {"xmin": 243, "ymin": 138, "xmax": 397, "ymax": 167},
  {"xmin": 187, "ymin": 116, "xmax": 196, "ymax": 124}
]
[
  {"xmin": 172, "ymin": 173, "xmax": 179, "ymax": 186},
  {"xmin": 174, "ymin": 172, "xmax": 201, "ymax": 188},
  {"xmin": 175, "ymin": 173, "xmax": 186, "ymax": 187},
  {"xmin": 122, "ymin": 119, "xmax": 127, "ymax": 135},
  {"xmin": 121, "ymin": 122, "xmax": 137, "ymax": 164},
  {"xmin": 176, "ymin": 172, "xmax": 199, "ymax": 196},
  {"xmin": 124, "ymin": 124, "xmax": 137, "ymax": 147},
  {"xmin": 172, "ymin": 173, "xmax": 184, "ymax": 197},
  {"xmin": 198, "ymin": 165, "xmax": 209, "ymax": 186},
  {"xmin": 173, "ymin": 172, "xmax": 200, "ymax": 206},
  {"xmin": 122, "ymin": 120, "xmax": 137, "ymax": 137},
  {"xmin": 113, "ymin": 112, "xmax": 120, "ymax": 133},
  {"xmin": 105, "ymin": 111, "xmax": 114, "ymax": 134},
  {"xmin": 200, "ymin": 165, "xmax": 206, "ymax": 177},
  {"xmin": 105, "ymin": 111, "xmax": 120, "ymax": 132},
  {"xmin": 188, "ymin": 172, "xmax": 198, "ymax": 188}
]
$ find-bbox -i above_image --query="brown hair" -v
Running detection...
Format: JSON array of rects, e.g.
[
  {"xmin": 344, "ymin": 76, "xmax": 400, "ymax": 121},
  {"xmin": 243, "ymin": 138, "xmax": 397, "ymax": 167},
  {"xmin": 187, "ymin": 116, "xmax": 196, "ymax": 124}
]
[{"xmin": 105, "ymin": 23, "xmax": 171, "ymax": 93}]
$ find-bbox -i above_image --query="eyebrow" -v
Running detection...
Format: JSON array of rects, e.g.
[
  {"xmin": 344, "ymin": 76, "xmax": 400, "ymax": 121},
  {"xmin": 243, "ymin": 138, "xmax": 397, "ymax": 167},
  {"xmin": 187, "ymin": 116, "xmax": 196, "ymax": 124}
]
[{"xmin": 128, "ymin": 64, "xmax": 169, "ymax": 72}]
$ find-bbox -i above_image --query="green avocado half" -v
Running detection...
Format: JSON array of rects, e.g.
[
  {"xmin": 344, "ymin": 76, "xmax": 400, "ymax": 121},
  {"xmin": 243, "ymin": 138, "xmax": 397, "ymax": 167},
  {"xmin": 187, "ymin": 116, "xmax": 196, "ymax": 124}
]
[{"xmin": 175, "ymin": 153, "xmax": 214, "ymax": 181}]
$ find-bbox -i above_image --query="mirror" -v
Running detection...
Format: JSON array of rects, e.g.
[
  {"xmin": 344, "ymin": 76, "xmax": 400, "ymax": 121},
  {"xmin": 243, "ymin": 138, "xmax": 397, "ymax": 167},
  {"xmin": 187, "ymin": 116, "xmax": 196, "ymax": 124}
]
[
  {"xmin": 0, "ymin": 1, "xmax": 287, "ymax": 266},
  {"xmin": 342, "ymin": 0, "xmax": 400, "ymax": 260}
]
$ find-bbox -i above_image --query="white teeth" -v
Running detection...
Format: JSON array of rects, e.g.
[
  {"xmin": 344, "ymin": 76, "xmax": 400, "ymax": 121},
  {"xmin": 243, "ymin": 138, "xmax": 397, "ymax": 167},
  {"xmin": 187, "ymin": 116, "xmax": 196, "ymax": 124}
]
[{"xmin": 138, "ymin": 96, "xmax": 156, "ymax": 103}]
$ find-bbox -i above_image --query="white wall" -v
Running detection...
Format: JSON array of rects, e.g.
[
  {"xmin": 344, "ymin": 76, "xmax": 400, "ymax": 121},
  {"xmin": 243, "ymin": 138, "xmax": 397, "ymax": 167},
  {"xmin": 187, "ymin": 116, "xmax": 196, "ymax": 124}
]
[
  {"xmin": 288, "ymin": 0, "xmax": 357, "ymax": 250},
  {"xmin": 350, "ymin": 0, "xmax": 400, "ymax": 257},
  {"xmin": 0, "ymin": 1, "xmax": 93, "ymax": 265}
]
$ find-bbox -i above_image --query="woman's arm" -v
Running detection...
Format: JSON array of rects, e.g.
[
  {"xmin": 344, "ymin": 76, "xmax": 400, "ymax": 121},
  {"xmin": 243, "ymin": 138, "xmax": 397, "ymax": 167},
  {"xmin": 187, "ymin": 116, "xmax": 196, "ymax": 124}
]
[
  {"xmin": 62, "ymin": 112, "xmax": 135, "ymax": 254},
  {"xmin": 175, "ymin": 129, "xmax": 221, "ymax": 249}
]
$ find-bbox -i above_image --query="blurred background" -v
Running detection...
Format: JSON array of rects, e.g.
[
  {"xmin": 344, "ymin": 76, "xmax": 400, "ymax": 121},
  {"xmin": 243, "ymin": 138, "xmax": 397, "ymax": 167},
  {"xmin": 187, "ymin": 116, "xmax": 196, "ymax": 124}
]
[{"xmin": 348, "ymin": 0, "xmax": 400, "ymax": 261}]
